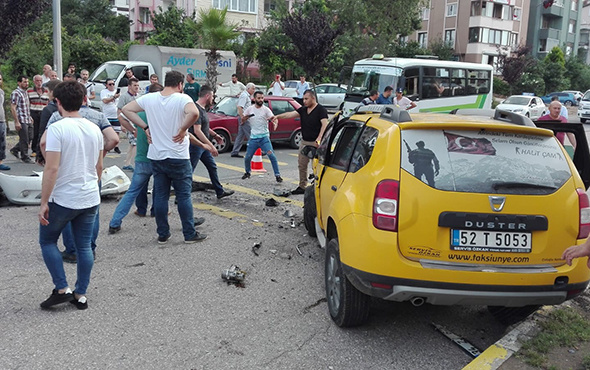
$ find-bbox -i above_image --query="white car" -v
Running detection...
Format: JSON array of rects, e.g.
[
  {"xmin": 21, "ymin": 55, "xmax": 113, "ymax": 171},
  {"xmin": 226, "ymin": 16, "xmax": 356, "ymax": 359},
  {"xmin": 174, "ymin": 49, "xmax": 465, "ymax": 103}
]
[
  {"xmin": 495, "ymin": 95, "xmax": 546, "ymax": 120},
  {"xmin": 563, "ymin": 90, "xmax": 583, "ymax": 101},
  {"xmin": 315, "ymin": 83, "xmax": 347, "ymax": 110}
]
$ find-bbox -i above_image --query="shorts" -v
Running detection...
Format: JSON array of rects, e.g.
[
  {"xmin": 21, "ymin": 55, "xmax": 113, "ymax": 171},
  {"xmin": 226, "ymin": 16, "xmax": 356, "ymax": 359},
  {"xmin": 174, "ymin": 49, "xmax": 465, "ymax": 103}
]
[
  {"xmin": 127, "ymin": 131, "xmax": 137, "ymax": 146},
  {"xmin": 108, "ymin": 119, "xmax": 121, "ymax": 133}
]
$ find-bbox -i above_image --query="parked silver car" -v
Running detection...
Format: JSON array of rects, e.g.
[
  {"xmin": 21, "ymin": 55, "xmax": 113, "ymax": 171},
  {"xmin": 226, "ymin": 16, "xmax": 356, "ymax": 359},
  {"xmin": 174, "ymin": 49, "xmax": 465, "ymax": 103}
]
[{"xmin": 495, "ymin": 95, "xmax": 546, "ymax": 120}]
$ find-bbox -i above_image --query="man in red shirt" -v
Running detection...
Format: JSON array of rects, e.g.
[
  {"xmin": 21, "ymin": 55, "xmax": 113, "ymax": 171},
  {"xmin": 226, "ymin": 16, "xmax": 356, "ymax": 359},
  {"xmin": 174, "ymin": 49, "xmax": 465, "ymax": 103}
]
[{"xmin": 27, "ymin": 75, "xmax": 49, "ymax": 156}]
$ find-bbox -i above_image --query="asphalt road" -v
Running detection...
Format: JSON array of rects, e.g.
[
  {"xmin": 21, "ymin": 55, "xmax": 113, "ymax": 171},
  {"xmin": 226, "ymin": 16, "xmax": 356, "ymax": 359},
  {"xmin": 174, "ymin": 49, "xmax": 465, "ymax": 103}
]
[{"xmin": 1, "ymin": 110, "xmax": 588, "ymax": 369}]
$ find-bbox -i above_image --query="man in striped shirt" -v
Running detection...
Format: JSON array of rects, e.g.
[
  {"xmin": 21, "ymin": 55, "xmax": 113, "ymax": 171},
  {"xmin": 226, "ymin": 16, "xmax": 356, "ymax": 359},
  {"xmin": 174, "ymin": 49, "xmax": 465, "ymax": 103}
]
[
  {"xmin": 28, "ymin": 75, "xmax": 49, "ymax": 156},
  {"xmin": 10, "ymin": 75, "xmax": 34, "ymax": 163}
]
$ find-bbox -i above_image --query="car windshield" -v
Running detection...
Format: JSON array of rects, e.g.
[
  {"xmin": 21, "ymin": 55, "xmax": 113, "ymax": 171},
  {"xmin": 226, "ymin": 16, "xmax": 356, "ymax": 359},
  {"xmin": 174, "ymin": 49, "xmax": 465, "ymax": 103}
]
[
  {"xmin": 583, "ymin": 91, "xmax": 590, "ymax": 101},
  {"xmin": 210, "ymin": 97, "xmax": 238, "ymax": 116},
  {"xmin": 347, "ymin": 65, "xmax": 403, "ymax": 96},
  {"xmin": 400, "ymin": 129, "xmax": 571, "ymax": 195},
  {"xmin": 89, "ymin": 63, "xmax": 125, "ymax": 83},
  {"xmin": 503, "ymin": 96, "xmax": 530, "ymax": 105}
]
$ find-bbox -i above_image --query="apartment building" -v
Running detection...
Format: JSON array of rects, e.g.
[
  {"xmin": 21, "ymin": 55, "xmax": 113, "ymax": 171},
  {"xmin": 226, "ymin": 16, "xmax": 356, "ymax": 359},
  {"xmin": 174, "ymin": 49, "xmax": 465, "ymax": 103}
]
[
  {"xmin": 526, "ymin": 0, "xmax": 582, "ymax": 58},
  {"xmin": 110, "ymin": 0, "xmax": 130, "ymax": 16},
  {"xmin": 409, "ymin": 0, "xmax": 530, "ymax": 71},
  {"xmin": 576, "ymin": 0, "xmax": 590, "ymax": 63}
]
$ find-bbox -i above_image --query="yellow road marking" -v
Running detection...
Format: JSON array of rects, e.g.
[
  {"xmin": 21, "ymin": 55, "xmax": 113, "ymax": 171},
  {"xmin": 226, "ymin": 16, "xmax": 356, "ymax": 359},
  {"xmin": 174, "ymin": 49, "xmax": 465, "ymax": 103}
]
[
  {"xmin": 193, "ymin": 175, "xmax": 304, "ymax": 208},
  {"xmin": 288, "ymin": 153, "xmax": 299, "ymax": 158},
  {"xmin": 207, "ymin": 164, "xmax": 299, "ymax": 185},
  {"xmin": 192, "ymin": 203, "xmax": 263, "ymax": 226}
]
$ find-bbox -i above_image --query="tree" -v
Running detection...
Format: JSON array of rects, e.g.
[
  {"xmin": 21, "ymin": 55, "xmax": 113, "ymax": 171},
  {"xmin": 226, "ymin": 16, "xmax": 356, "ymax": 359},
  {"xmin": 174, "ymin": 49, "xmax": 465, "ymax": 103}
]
[
  {"xmin": 147, "ymin": 5, "xmax": 199, "ymax": 48},
  {"xmin": 497, "ymin": 45, "xmax": 536, "ymax": 95},
  {"xmin": 428, "ymin": 38, "xmax": 456, "ymax": 60},
  {"xmin": 542, "ymin": 46, "xmax": 567, "ymax": 93},
  {"xmin": 278, "ymin": 2, "xmax": 344, "ymax": 84},
  {"xmin": 0, "ymin": 0, "xmax": 51, "ymax": 58},
  {"xmin": 565, "ymin": 55, "xmax": 590, "ymax": 93},
  {"xmin": 195, "ymin": 7, "xmax": 240, "ymax": 90}
]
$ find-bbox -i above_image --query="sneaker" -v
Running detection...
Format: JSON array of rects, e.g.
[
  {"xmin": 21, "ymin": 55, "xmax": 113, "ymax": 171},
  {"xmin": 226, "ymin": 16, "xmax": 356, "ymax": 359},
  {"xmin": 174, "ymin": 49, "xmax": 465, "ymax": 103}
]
[
  {"xmin": 291, "ymin": 186, "xmax": 306, "ymax": 195},
  {"xmin": 194, "ymin": 217, "xmax": 206, "ymax": 226},
  {"xmin": 134, "ymin": 210, "xmax": 146, "ymax": 217},
  {"xmin": 108, "ymin": 226, "xmax": 121, "ymax": 234},
  {"xmin": 231, "ymin": 154, "xmax": 244, "ymax": 158},
  {"xmin": 70, "ymin": 294, "xmax": 88, "ymax": 310},
  {"xmin": 157, "ymin": 234, "xmax": 171, "ymax": 244},
  {"xmin": 276, "ymin": 176, "xmax": 283, "ymax": 183},
  {"xmin": 61, "ymin": 251, "xmax": 77, "ymax": 264},
  {"xmin": 114, "ymin": 147, "xmax": 121, "ymax": 154},
  {"xmin": 217, "ymin": 190, "xmax": 235, "ymax": 199},
  {"xmin": 184, "ymin": 232, "xmax": 208, "ymax": 243},
  {"xmin": 9, "ymin": 148, "xmax": 19, "ymax": 159},
  {"xmin": 21, "ymin": 157, "xmax": 33, "ymax": 164},
  {"xmin": 242, "ymin": 172, "xmax": 250, "ymax": 180},
  {"xmin": 122, "ymin": 165, "xmax": 134, "ymax": 171},
  {"xmin": 0, "ymin": 164, "xmax": 10, "ymax": 170},
  {"xmin": 40, "ymin": 288, "xmax": 73, "ymax": 309}
]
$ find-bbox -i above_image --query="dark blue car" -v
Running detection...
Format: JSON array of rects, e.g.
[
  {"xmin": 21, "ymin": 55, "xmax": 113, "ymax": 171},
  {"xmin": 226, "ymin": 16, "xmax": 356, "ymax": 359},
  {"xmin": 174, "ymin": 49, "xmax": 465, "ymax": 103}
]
[{"xmin": 541, "ymin": 92, "xmax": 578, "ymax": 106}]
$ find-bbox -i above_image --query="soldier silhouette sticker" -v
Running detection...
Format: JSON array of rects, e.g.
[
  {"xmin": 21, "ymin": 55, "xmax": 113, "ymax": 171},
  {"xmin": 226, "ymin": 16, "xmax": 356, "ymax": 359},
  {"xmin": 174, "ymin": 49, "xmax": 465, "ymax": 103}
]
[{"xmin": 405, "ymin": 140, "xmax": 440, "ymax": 186}]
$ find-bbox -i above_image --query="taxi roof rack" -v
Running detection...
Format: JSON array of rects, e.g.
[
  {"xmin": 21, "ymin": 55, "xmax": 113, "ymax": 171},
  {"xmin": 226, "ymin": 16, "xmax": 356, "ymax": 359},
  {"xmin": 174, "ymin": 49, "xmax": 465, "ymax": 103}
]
[
  {"xmin": 355, "ymin": 104, "xmax": 412, "ymax": 123},
  {"xmin": 450, "ymin": 108, "xmax": 536, "ymax": 127}
]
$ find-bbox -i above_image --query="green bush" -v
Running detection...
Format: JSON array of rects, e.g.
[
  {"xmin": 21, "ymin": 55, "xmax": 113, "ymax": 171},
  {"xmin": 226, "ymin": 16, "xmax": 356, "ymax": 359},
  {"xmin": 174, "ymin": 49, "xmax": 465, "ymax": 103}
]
[{"xmin": 493, "ymin": 77, "xmax": 509, "ymax": 97}]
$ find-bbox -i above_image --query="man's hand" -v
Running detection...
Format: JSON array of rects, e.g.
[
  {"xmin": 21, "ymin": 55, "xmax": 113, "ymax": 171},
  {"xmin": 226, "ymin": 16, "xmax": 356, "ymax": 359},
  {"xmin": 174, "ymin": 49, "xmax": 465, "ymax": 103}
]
[
  {"xmin": 205, "ymin": 143, "xmax": 219, "ymax": 157},
  {"xmin": 173, "ymin": 129, "xmax": 188, "ymax": 143},
  {"xmin": 39, "ymin": 203, "xmax": 50, "ymax": 226},
  {"xmin": 435, "ymin": 169, "xmax": 440, "ymax": 176},
  {"xmin": 562, "ymin": 244, "xmax": 590, "ymax": 267},
  {"xmin": 15, "ymin": 121, "xmax": 21, "ymax": 131}
]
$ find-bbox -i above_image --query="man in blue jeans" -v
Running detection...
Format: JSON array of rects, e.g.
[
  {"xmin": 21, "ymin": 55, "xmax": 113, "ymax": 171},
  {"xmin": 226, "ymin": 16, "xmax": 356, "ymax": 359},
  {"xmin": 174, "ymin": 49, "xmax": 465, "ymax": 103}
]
[
  {"xmin": 38, "ymin": 80, "xmax": 103, "ymax": 310},
  {"xmin": 190, "ymin": 85, "xmax": 234, "ymax": 199},
  {"xmin": 123, "ymin": 71, "xmax": 213, "ymax": 244},
  {"xmin": 241, "ymin": 91, "xmax": 282, "ymax": 183}
]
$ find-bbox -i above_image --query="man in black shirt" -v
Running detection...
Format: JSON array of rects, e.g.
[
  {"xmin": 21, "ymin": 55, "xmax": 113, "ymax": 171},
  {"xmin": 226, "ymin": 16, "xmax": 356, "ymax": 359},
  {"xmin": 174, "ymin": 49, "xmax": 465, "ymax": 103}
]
[{"xmin": 272, "ymin": 89, "xmax": 328, "ymax": 194}]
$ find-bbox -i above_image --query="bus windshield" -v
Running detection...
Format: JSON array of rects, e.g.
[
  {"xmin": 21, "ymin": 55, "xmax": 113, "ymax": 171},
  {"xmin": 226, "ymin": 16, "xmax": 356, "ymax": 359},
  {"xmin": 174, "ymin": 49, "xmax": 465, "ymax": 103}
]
[{"xmin": 348, "ymin": 65, "xmax": 403, "ymax": 96}]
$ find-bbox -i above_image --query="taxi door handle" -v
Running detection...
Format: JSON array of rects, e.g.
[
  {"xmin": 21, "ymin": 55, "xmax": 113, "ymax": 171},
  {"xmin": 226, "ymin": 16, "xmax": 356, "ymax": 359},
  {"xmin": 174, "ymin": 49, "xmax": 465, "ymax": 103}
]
[{"xmin": 331, "ymin": 185, "xmax": 337, "ymax": 191}]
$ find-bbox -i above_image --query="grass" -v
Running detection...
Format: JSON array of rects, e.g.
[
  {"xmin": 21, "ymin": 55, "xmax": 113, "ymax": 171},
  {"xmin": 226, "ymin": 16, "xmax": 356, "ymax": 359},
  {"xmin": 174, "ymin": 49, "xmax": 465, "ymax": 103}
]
[{"xmin": 520, "ymin": 307, "xmax": 590, "ymax": 368}]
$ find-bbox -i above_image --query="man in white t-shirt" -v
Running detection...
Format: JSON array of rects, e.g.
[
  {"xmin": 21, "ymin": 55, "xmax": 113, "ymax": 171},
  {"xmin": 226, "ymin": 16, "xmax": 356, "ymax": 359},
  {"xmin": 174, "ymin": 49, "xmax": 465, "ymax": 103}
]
[
  {"xmin": 122, "ymin": 71, "xmax": 213, "ymax": 244},
  {"xmin": 240, "ymin": 91, "xmax": 282, "ymax": 182},
  {"xmin": 218, "ymin": 74, "xmax": 246, "ymax": 97},
  {"xmin": 100, "ymin": 78, "xmax": 121, "ymax": 153},
  {"xmin": 38, "ymin": 80, "xmax": 104, "ymax": 311},
  {"xmin": 392, "ymin": 87, "xmax": 417, "ymax": 111},
  {"xmin": 230, "ymin": 83, "xmax": 256, "ymax": 158},
  {"xmin": 270, "ymin": 74, "xmax": 285, "ymax": 96}
]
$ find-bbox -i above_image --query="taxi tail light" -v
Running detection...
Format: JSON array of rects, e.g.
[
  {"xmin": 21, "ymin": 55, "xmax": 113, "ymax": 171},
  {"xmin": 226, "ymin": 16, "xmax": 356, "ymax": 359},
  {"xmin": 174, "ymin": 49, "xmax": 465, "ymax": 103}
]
[
  {"xmin": 373, "ymin": 180, "xmax": 399, "ymax": 232},
  {"xmin": 577, "ymin": 189, "xmax": 590, "ymax": 239}
]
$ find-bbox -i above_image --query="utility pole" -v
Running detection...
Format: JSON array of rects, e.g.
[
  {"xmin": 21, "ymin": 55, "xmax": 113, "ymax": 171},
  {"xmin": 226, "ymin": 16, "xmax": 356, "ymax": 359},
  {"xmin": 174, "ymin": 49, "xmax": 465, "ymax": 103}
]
[{"xmin": 52, "ymin": 0, "xmax": 63, "ymax": 79}]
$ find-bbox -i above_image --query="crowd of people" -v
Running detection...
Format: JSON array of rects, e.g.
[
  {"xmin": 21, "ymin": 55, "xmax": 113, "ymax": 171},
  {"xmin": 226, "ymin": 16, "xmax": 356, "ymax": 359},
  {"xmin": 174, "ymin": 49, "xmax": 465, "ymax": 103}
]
[{"xmin": 0, "ymin": 65, "xmax": 330, "ymax": 311}]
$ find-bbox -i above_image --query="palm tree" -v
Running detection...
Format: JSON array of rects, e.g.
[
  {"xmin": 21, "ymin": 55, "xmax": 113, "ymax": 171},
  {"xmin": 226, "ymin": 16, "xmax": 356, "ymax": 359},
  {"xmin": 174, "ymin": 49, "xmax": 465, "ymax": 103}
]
[{"xmin": 196, "ymin": 8, "xmax": 240, "ymax": 91}]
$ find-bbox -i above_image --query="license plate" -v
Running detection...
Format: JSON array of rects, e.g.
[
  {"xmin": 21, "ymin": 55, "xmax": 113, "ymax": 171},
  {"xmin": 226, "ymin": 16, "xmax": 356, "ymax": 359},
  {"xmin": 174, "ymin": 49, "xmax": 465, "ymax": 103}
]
[{"xmin": 451, "ymin": 229, "xmax": 531, "ymax": 253}]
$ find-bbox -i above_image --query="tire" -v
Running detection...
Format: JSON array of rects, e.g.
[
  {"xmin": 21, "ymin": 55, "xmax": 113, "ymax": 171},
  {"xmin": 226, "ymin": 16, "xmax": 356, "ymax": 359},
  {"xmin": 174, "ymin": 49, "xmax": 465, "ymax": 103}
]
[
  {"xmin": 212, "ymin": 130, "xmax": 230, "ymax": 153},
  {"xmin": 565, "ymin": 100, "xmax": 573, "ymax": 107},
  {"xmin": 325, "ymin": 238, "xmax": 370, "ymax": 327},
  {"xmin": 582, "ymin": 118, "xmax": 587, "ymax": 123},
  {"xmin": 290, "ymin": 130, "xmax": 302, "ymax": 149},
  {"xmin": 303, "ymin": 186, "xmax": 317, "ymax": 237},
  {"xmin": 487, "ymin": 305, "xmax": 540, "ymax": 326}
]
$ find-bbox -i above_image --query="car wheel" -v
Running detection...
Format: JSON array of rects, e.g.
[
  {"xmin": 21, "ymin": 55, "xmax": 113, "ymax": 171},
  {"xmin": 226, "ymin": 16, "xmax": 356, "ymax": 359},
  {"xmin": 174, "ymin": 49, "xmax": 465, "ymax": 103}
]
[
  {"xmin": 565, "ymin": 100, "xmax": 573, "ymax": 107},
  {"xmin": 303, "ymin": 186, "xmax": 317, "ymax": 237},
  {"xmin": 582, "ymin": 118, "xmax": 587, "ymax": 123},
  {"xmin": 290, "ymin": 130, "xmax": 302, "ymax": 149},
  {"xmin": 325, "ymin": 238, "xmax": 370, "ymax": 327},
  {"xmin": 487, "ymin": 305, "xmax": 540, "ymax": 326},
  {"xmin": 212, "ymin": 130, "xmax": 230, "ymax": 153}
]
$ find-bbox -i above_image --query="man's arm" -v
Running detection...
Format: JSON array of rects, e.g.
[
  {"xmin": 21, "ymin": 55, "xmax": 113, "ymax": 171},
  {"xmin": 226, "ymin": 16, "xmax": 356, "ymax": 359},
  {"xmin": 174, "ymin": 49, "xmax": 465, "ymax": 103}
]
[
  {"xmin": 408, "ymin": 100, "xmax": 417, "ymax": 110},
  {"xmin": 121, "ymin": 101, "xmax": 148, "ymax": 130},
  {"xmin": 10, "ymin": 103, "xmax": 20, "ymax": 130},
  {"xmin": 316, "ymin": 118, "xmax": 329, "ymax": 144},
  {"xmin": 96, "ymin": 150, "xmax": 104, "ymax": 182},
  {"xmin": 101, "ymin": 126, "xmax": 120, "ymax": 153},
  {"xmin": 171, "ymin": 102, "xmax": 200, "ymax": 144},
  {"xmin": 193, "ymin": 123, "xmax": 218, "ymax": 156},
  {"xmin": 274, "ymin": 110, "xmax": 300, "ymax": 120},
  {"xmin": 117, "ymin": 110, "xmax": 135, "ymax": 133},
  {"xmin": 38, "ymin": 150, "xmax": 61, "ymax": 225}
]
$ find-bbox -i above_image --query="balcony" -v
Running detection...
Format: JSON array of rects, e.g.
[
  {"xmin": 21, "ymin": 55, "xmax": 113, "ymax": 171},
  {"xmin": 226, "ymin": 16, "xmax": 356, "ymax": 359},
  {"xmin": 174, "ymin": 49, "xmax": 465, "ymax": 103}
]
[
  {"xmin": 539, "ymin": 28, "xmax": 561, "ymax": 40},
  {"xmin": 542, "ymin": 5, "xmax": 563, "ymax": 18}
]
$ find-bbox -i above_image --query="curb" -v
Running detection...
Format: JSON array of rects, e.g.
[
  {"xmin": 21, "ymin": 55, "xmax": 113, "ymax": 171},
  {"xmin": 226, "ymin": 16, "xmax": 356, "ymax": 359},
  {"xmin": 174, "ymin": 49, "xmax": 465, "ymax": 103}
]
[{"xmin": 462, "ymin": 304, "xmax": 565, "ymax": 370}]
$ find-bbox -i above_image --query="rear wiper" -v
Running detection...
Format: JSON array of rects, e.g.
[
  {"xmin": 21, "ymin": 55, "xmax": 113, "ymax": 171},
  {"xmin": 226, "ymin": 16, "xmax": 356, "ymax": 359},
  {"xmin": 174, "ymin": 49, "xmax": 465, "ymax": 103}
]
[
  {"xmin": 491, "ymin": 181, "xmax": 557, "ymax": 191},
  {"xmin": 216, "ymin": 111, "xmax": 226, "ymax": 115}
]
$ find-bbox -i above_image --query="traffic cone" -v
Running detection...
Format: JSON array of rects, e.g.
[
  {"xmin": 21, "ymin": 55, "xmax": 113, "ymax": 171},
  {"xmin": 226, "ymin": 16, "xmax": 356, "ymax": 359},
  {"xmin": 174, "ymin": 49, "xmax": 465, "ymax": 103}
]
[{"xmin": 251, "ymin": 148, "xmax": 267, "ymax": 173}]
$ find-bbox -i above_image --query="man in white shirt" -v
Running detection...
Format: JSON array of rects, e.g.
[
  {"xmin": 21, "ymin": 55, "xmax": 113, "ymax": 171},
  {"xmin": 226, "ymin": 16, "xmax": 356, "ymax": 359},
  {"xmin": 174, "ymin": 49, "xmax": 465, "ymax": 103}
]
[
  {"xmin": 240, "ymin": 91, "xmax": 282, "ymax": 182},
  {"xmin": 122, "ymin": 71, "xmax": 213, "ymax": 244},
  {"xmin": 270, "ymin": 74, "xmax": 285, "ymax": 96},
  {"xmin": 38, "ymin": 80, "xmax": 103, "ymax": 310},
  {"xmin": 41, "ymin": 64, "xmax": 52, "ymax": 84},
  {"xmin": 100, "ymin": 78, "xmax": 121, "ymax": 153},
  {"xmin": 218, "ymin": 74, "xmax": 246, "ymax": 97},
  {"xmin": 231, "ymin": 83, "xmax": 256, "ymax": 158},
  {"xmin": 80, "ymin": 69, "xmax": 95, "ymax": 100},
  {"xmin": 295, "ymin": 75, "xmax": 309, "ymax": 104},
  {"xmin": 392, "ymin": 87, "xmax": 417, "ymax": 111}
]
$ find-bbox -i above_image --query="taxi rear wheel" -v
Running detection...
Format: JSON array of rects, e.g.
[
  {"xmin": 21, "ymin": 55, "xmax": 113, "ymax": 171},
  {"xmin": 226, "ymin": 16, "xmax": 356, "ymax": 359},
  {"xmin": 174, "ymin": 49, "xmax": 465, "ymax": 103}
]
[
  {"xmin": 303, "ymin": 186, "xmax": 317, "ymax": 237},
  {"xmin": 487, "ymin": 305, "xmax": 540, "ymax": 326},
  {"xmin": 325, "ymin": 238, "xmax": 370, "ymax": 327}
]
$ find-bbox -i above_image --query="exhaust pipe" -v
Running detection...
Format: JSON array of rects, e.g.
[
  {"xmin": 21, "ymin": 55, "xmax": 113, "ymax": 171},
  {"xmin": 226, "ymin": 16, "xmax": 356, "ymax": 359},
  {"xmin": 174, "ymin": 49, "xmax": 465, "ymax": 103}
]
[{"xmin": 410, "ymin": 297, "xmax": 426, "ymax": 307}]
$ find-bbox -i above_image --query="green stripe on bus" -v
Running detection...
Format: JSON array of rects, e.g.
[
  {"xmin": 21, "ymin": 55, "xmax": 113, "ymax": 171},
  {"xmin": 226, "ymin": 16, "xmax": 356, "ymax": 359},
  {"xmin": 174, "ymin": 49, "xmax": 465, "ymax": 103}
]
[{"xmin": 419, "ymin": 94, "xmax": 488, "ymax": 113}]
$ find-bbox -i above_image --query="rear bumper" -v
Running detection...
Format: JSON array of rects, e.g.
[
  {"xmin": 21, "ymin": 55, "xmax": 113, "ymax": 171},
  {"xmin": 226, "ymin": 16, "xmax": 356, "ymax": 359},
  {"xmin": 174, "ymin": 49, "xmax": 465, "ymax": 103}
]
[{"xmin": 343, "ymin": 264, "xmax": 588, "ymax": 307}]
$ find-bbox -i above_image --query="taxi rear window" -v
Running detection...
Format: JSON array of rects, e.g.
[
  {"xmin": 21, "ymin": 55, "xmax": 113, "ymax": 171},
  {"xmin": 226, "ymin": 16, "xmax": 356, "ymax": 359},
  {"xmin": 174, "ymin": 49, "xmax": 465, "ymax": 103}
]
[{"xmin": 400, "ymin": 129, "xmax": 572, "ymax": 194}]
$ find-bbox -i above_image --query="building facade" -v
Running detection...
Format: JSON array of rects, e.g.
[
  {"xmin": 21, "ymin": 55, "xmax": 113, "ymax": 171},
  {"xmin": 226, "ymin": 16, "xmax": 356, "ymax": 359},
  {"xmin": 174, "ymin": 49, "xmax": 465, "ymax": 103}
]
[
  {"xmin": 577, "ymin": 0, "xmax": 590, "ymax": 63},
  {"xmin": 409, "ymin": 0, "xmax": 530, "ymax": 70},
  {"xmin": 526, "ymin": 0, "xmax": 582, "ymax": 58}
]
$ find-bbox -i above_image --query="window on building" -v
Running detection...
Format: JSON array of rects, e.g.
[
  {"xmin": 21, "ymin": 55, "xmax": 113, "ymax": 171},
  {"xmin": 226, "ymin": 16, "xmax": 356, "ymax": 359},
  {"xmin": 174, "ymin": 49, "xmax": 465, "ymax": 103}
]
[
  {"xmin": 571, "ymin": 0, "xmax": 578, "ymax": 11},
  {"xmin": 418, "ymin": 32, "xmax": 428, "ymax": 48},
  {"xmin": 566, "ymin": 44, "xmax": 573, "ymax": 55},
  {"xmin": 470, "ymin": 1, "xmax": 481, "ymax": 16},
  {"xmin": 539, "ymin": 39, "xmax": 547, "ymax": 52},
  {"xmin": 399, "ymin": 35, "xmax": 409, "ymax": 44},
  {"xmin": 139, "ymin": 7, "xmax": 150, "ymax": 23},
  {"xmin": 492, "ymin": 3, "xmax": 503, "ymax": 18},
  {"xmin": 444, "ymin": 29, "xmax": 456, "ymax": 47},
  {"xmin": 502, "ymin": 5, "xmax": 511, "ymax": 20},
  {"xmin": 569, "ymin": 19, "xmax": 576, "ymax": 33},
  {"xmin": 213, "ymin": 0, "xmax": 257, "ymax": 13},
  {"xmin": 469, "ymin": 27, "xmax": 481, "ymax": 43},
  {"xmin": 482, "ymin": 2, "xmax": 493, "ymax": 17},
  {"xmin": 422, "ymin": 7, "xmax": 430, "ymax": 20},
  {"xmin": 542, "ymin": 16, "xmax": 550, "ymax": 29},
  {"xmin": 513, "ymin": 7, "xmax": 521, "ymax": 21},
  {"xmin": 446, "ymin": 3, "xmax": 457, "ymax": 16},
  {"xmin": 264, "ymin": 0, "xmax": 276, "ymax": 13}
]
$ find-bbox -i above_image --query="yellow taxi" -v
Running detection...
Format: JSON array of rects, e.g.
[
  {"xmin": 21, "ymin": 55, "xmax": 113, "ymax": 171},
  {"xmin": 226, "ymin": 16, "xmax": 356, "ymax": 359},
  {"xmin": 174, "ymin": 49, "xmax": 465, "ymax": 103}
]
[{"xmin": 304, "ymin": 106, "xmax": 590, "ymax": 327}]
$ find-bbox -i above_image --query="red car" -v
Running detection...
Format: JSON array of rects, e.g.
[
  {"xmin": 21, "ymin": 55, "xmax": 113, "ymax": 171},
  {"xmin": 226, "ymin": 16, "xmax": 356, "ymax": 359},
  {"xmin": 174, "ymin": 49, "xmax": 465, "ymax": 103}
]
[{"xmin": 208, "ymin": 96, "xmax": 302, "ymax": 153}]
